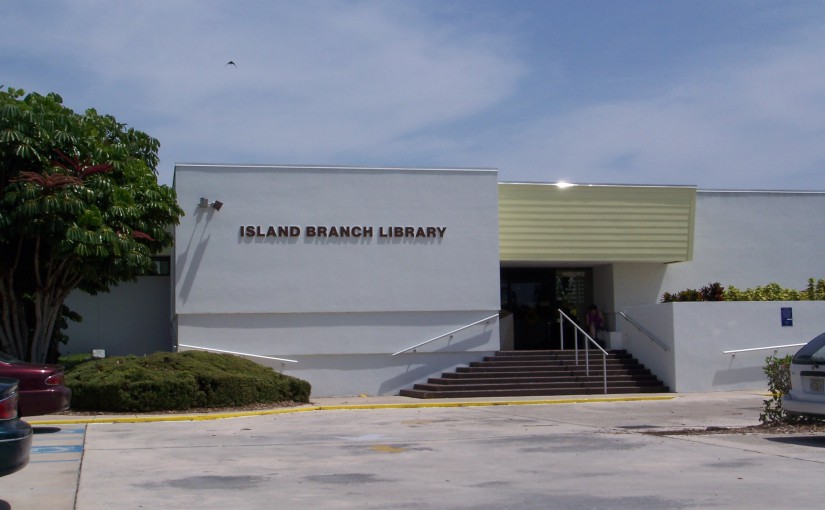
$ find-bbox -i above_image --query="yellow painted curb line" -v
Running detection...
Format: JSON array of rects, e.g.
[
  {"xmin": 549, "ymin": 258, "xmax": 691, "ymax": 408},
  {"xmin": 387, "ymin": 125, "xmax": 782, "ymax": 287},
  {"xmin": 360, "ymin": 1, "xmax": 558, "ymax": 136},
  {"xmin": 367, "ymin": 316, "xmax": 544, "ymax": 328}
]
[{"xmin": 28, "ymin": 395, "xmax": 676, "ymax": 425}]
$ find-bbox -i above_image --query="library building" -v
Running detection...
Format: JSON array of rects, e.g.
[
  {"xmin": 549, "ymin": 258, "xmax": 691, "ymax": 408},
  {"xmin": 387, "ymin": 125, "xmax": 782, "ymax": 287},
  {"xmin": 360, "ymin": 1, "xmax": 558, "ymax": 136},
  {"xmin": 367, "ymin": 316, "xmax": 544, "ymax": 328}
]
[{"xmin": 66, "ymin": 164, "xmax": 825, "ymax": 397}]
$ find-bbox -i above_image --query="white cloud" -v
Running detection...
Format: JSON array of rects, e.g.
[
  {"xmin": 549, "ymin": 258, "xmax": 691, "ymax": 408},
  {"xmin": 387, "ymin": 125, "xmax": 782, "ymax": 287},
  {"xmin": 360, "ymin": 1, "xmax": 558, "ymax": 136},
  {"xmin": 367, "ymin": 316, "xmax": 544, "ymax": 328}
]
[
  {"xmin": 4, "ymin": 1, "xmax": 825, "ymax": 190},
  {"xmin": 484, "ymin": 26, "xmax": 825, "ymax": 190},
  {"xmin": 3, "ymin": 1, "xmax": 526, "ymax": 183}
]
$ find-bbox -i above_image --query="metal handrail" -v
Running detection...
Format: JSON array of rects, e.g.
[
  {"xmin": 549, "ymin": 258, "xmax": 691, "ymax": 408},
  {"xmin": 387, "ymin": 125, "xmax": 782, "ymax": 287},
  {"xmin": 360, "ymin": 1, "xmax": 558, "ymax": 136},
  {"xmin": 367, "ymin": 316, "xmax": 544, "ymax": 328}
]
[
  {"xmin": 392, "ymin": 314, "xmax": 498, "ymax": 356},
  {"xmin": 558, "ymin": 310, "xmax": 608, "ymax": 394},
  {"xmin": 723, "ymin": 343, "xmax": 805, "ymax": 357},
  {"xmin": 178, "ymin": 343, "xmax": 298, "ymax": 363},
  {"xmin": 617, "ymin": 312, "xmax": 670, "ymax": 352}
]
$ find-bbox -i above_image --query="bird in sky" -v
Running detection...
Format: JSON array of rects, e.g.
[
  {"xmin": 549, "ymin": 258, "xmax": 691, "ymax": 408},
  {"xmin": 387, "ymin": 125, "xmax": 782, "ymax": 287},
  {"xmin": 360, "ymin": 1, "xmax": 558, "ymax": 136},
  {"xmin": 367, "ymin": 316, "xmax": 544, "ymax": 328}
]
[{"xmin": 226, "ymin": 61, "xmax": 237, "ymax": 67}]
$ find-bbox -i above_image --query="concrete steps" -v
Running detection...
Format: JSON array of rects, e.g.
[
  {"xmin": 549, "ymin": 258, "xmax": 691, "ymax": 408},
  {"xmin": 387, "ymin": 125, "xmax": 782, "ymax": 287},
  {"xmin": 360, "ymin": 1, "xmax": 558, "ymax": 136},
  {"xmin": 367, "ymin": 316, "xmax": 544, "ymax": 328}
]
[{"xmin": 399, "ymin": 349, "xmax": 669, "ymax": 399}]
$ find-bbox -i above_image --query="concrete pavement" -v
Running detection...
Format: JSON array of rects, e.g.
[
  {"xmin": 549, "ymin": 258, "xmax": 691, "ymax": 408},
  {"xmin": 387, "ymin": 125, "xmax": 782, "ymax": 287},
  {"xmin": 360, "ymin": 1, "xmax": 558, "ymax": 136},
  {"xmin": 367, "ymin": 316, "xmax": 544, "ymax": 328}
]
[{"xmin": 3, "ymin": 390, "xmax": 823, "ymax": 509}]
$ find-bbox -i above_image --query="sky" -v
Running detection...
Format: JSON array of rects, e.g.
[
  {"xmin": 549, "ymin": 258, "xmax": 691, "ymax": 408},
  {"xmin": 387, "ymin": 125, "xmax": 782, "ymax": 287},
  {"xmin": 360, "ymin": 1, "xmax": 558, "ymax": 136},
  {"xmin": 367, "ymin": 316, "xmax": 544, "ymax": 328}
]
[{"xmin": 4, "ymin": 0, "xmax": 825, "ymax": 190}]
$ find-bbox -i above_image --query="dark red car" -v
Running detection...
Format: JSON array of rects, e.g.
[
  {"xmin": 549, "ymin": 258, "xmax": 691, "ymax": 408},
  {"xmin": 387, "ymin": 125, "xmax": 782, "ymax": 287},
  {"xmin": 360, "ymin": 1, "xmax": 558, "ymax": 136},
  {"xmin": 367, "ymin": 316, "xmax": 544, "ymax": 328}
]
[{"xmin": 0, "ymin": 351, "xmax": 71, "ymax": 416}]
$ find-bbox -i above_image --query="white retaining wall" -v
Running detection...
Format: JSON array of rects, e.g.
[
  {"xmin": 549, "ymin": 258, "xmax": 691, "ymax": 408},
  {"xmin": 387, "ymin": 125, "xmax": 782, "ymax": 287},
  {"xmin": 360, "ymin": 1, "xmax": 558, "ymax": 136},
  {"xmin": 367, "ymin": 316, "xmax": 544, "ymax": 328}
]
[{"xmin": 621, "ymin": 302, "xmax": 825, "ymax": 392}]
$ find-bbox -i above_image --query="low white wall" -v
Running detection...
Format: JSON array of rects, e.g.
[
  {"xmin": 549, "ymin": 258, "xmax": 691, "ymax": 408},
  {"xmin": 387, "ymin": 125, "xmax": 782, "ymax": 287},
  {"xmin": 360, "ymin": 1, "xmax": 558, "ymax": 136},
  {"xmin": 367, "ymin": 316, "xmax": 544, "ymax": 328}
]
[
  {"xmin": 178, "ymin": 312, "xmax": 499, "ymax": 396},
  {"xmin": 621, "ymin": 302, "xmax": 825, "ymax": 392},
  {"xmin": 618, "ymin": 304, "xmax": 676, "ymax": 390}
]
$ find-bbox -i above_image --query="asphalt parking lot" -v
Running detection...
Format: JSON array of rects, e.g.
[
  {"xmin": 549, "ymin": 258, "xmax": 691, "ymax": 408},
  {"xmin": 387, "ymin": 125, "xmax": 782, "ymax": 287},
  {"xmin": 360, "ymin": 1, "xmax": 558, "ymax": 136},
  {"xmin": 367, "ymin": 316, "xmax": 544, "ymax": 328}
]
[{"xmin": 2, "ymin": 391, "xmax": 824, "ymax": 510}]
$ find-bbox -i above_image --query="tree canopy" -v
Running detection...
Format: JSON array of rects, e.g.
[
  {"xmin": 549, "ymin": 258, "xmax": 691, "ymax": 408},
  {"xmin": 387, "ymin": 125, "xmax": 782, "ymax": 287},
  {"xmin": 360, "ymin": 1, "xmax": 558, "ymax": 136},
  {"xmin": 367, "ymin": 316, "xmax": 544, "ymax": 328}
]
[{"xmin": 0, "ymin": 86, "xmax": 183, "ymax": 362}]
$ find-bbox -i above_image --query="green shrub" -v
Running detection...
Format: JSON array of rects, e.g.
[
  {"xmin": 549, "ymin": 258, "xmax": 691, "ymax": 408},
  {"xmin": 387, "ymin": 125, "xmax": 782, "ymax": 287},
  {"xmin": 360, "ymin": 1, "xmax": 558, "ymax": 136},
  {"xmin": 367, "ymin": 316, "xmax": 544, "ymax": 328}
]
[
  {"xmin": 725, "ymin": 282, "xmax": 804, "ymax": 301},
  {"xmin": 65, "ymin": 351, "xmax": 311, "ymax": 412},
  {"xmin": 760, "ymin": 354, "xmax": 823, "ymax": 425},
  {"xmin": 661, "ymin": 282, "xmax": 724, "ymax": 302},
  {"xmin": 58, "ymin": 353, "xmax": 95, "ymax": 371},
  {"xmin": 760, "ymin": 355, "xmax": 793, "ymax": 424},
  {"xmin": 663, "ymin": 278, "xmax": 825, "ymax": 303}
]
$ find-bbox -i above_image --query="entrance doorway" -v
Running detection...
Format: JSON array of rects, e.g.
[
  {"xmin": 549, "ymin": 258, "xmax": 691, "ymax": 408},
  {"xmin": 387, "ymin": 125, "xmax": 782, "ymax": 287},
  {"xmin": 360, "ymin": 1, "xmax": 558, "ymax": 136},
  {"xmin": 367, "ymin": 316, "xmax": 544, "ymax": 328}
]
[{"xmin": 500, "ymin": 267, "xmax": 592, "ymax": 350}]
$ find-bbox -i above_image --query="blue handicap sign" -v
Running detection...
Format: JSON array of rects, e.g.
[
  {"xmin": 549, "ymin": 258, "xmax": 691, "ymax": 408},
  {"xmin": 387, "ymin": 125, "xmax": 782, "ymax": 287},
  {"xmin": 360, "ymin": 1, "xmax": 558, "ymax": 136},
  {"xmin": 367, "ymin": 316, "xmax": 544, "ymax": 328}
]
[
  {"xmin": 31, "ymin": 445, "xmax": 84, "ymax": 455},
  {"xmin": 781, "ymin": 307, "xmax": 793, "ymax": 327}
]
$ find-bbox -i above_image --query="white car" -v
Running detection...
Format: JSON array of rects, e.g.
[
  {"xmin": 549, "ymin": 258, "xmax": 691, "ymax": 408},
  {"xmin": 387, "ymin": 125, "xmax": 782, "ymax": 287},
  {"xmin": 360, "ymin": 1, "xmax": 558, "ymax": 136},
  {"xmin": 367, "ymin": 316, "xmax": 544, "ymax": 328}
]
[{"xmin": 783, "ymin": 332, "xmax": 825, "ymax": 418}]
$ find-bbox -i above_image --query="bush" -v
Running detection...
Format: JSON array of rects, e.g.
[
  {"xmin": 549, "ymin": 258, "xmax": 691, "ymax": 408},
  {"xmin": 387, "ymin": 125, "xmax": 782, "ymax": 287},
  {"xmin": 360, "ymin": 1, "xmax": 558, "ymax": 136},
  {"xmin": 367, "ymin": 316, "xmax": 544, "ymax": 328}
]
[
  {"xmin": 725, "ymin": 282, "xmax": 804, "ymax": 301},
  {"xmin": 58, "ymin": 352, "xmax": 95, "ymax": 371},
  {"xmin": 65, "ymin": 351, "xmax": 311, "ymax": 412},
  {"xmin": 661, "ymin": 282, "xmax": 724, "ymax": 302},
  {"xmin": 760, "ymin": 354, "xmax": 823, "ymax": 425},
  {"xmin": 760, "ymin": 355, "xmax": 793, "ymax": 424},
  {"xmin": 662, "ymin": 278, "xmax": 825, "ymax": 303}
]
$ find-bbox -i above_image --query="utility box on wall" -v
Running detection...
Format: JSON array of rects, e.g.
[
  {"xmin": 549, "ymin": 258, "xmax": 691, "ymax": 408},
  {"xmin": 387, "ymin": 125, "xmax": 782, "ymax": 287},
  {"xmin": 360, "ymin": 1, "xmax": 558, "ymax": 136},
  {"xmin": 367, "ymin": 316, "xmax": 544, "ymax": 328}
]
[{"xmin": 173, "ymin": 165, "xmax": 501, "ymax": 396}]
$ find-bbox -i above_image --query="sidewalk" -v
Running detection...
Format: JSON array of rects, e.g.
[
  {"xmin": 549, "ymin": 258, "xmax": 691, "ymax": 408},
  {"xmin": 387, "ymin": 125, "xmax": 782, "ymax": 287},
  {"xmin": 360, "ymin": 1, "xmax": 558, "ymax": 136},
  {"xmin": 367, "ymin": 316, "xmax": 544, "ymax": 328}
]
[{"xmin": 26, "ymin": 390, "xmax": 766, "ymax": 429}]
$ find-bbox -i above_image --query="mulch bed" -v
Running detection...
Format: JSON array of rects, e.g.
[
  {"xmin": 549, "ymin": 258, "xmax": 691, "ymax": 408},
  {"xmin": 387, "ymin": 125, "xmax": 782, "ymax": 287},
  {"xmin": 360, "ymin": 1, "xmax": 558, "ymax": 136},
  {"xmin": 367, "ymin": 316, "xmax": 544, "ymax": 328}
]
[{"xmin": 646, "ymin": 422, "xmax": 825, "ymax": 436}]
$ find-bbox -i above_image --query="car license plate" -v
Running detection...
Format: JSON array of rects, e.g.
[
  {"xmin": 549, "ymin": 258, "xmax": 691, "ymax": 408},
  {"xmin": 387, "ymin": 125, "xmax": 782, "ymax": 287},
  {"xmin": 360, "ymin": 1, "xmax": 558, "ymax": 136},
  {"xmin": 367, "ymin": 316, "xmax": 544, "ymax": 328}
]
[{"xmin": 809, "ymin": 377, "xmax": 825, "ymax": 394}]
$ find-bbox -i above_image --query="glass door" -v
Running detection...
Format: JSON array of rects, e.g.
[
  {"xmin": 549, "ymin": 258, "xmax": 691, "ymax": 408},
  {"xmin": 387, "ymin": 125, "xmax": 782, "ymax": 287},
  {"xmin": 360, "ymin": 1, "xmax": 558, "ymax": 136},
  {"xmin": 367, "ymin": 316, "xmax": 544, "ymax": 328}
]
[{"xmin": 501, "ymin": 268, "xmax": 593, "ymax": 350}]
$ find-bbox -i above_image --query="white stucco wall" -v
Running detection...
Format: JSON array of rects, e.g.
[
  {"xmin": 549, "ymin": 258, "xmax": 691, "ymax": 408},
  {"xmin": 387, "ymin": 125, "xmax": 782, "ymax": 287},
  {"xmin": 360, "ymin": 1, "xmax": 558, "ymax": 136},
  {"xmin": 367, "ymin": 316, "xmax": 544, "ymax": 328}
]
[
  {"xmin": 608, "ymin": 191, "xmax": 825, "ymax": 322},
  {"xmin": 173, "ymin": 165, "xmax": 500, "ymax": 396},
  {"xmin": 622, "ymin": 302, "xmax": 825, "ymax": 392},
  {"xmin": 612, "ymin": 191, "xmax": 825, "ymax": 309},
  {"xmin": 663, "ymin": 190, "xmax": 825, "ymax": 292}
]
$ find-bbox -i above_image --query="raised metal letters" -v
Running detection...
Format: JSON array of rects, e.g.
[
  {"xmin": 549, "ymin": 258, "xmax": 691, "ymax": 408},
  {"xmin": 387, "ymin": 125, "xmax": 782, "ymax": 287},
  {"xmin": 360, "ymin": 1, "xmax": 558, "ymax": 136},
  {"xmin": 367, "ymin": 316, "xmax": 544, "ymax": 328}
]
[{"xmin": 238, "ymin": 225, "xmax": 447, "ymax": 239}]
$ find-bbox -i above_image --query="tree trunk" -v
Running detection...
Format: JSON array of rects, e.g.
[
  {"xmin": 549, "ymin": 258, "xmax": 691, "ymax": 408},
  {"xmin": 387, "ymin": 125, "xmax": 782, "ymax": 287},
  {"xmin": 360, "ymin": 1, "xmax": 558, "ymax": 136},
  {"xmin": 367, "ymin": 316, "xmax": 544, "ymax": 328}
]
[
  {"xmin": 0, "ymin": 238, "xmax": 81, "ymax": 362},
  {"xmin": 0, "ymin": 282, "xmax": 28, "ymax": 359},
  {"xmin": 0, "ymin": 240, "xmax": 29, "ymax": 359}
]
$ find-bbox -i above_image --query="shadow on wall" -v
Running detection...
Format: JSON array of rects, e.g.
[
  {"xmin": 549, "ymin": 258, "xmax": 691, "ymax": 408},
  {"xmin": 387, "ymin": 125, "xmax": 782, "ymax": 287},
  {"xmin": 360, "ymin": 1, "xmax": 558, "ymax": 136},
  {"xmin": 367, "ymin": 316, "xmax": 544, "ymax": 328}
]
[
  {"xmin": 273, "ymin": 330, "xmax": 497, "ymax": 397},
  {"xmin": 379, "ymin": 330, "xmax": 496, "ymax": 394},
  {"xmin": 176, "ymin": 207, "xmax": 213, "ymax": 305},
  {"xmin": 711, "ymin": 365, "xmax": 766, "ymax": 389}
]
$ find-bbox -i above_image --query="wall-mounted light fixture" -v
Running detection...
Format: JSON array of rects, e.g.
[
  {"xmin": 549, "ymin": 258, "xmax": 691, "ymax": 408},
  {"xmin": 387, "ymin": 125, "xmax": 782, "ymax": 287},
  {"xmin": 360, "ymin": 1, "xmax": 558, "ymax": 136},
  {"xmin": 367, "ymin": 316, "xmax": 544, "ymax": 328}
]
[{"xmin": 199, "ymin": 197, "xmax": 224, "ymax": 211}]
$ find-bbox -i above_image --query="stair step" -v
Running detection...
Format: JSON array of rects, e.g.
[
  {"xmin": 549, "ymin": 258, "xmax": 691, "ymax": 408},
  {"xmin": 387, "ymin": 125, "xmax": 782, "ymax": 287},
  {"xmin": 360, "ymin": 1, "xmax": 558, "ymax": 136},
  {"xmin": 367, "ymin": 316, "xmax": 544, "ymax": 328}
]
[
  {"xmin": 456, "ymin": 367, "xmax": 651, "ymax": 376},
  {"xmin": 399, "ymin": 386, "xmax": 669, "ymax": 399},
  {"xmin": 412, "ymin": 380, "xmax": 667, "ymax": 392},
  {"xmin": 431, "ymin": 375, "xmax": 661, "ymax": 385},
  {"xmin": 399, "ymin": 347, "xmax": 669, "ymax": 399}
]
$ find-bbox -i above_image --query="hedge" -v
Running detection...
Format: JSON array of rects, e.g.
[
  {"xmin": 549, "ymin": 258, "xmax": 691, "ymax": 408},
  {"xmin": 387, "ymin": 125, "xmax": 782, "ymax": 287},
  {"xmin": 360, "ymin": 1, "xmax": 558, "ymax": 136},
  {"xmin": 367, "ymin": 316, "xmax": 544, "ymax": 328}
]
[{"xmin": 65, "ymin": 350, "xmax": 311, "ymax": 412}]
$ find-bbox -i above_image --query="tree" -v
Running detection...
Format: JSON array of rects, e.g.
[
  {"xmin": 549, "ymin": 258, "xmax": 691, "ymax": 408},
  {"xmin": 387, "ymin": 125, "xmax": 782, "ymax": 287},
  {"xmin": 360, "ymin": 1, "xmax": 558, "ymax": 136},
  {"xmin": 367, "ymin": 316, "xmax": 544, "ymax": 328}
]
[{"xmin": 0, "ymin": 86, "xmax": 183, "ymax": 362}]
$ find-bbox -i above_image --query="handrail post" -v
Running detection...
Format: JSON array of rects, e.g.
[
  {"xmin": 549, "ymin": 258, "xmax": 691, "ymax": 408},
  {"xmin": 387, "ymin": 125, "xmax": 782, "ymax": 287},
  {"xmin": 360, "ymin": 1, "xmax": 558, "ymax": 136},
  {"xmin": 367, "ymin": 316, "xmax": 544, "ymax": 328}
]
[
  {"xmin": 559, "ymin": 315, "xmax": 564, "ymax": 350},
  {"xmin": 603, "ymin": 354, "xmax": 607, "ymax": 394},
  {"xmin": 557, "ymin": 309, "xmax": 610, "ymax": 394},
  {"xmin": 574, "ymin": 328, "xmax": 579, "ymax": 364}
]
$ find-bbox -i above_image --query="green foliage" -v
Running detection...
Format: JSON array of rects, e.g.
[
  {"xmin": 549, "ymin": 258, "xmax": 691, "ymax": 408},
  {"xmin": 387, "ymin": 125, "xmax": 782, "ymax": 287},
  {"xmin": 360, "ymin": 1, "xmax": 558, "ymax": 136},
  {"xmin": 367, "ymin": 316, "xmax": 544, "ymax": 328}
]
[
  {"xmin": 760, "ymin": 355, "xmax": 793, "ymax": 424},
  {"xmin": 0, "ymin": 86, "xmax": 184, "ymax": 362},
  {"xmin": 760, "ymin": 355, "xmax": 824, "ymax": 425},
  {"xmin": 662, "ymin": 278, "xmax": 825, "ymax": 303},
  {"xmin": 58, "ymin": 352, "xmax": 95, "ymax": 371},
  {"xmin": 65, "ymin": 351, "xmax": 311, "ymax": 412},
  {"xmin": 726, "ymin": 283, "xmax": 803, "ymax": 301},
  {"xmin": 803, "ymin": 277, "xmax": 825, "ymax": 300},
  {"xmin": 661, "ymin": 282, "xmax": 724, "ymax": 302}
]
